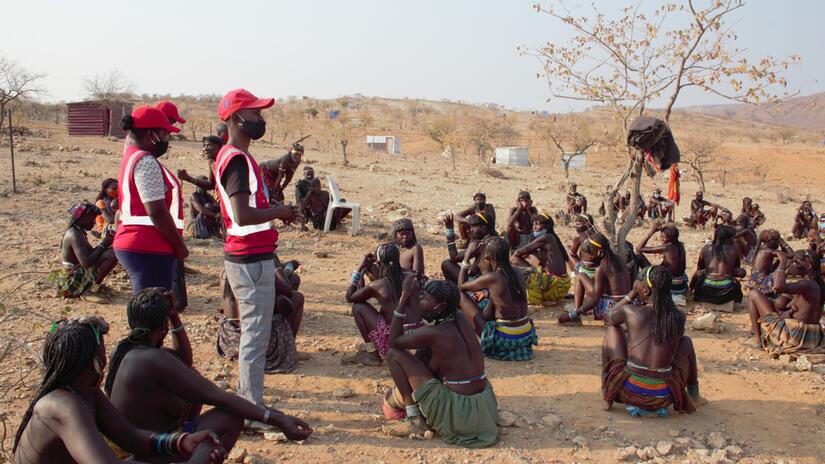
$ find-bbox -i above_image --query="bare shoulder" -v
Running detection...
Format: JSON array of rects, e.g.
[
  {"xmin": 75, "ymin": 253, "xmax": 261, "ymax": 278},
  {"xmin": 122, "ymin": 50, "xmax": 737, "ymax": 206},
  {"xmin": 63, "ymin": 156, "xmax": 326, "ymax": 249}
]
[{"xmin": 35, "ymin": 389, "xmax": 85, "ymax": 419}]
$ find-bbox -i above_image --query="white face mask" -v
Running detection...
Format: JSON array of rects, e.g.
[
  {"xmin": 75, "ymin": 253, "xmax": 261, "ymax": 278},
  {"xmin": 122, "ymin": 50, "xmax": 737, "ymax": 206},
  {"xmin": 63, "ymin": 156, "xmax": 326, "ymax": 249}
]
[{"xmin": 533, "ymin": 230, "xmax": 547, "ymax": 238}]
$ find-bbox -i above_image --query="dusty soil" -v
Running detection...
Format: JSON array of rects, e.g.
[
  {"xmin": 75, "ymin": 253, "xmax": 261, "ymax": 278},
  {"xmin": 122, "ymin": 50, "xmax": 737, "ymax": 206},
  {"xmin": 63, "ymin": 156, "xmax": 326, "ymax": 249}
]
[{"xmin": 0, "ymin": 121, "xmax": 824, "ymax": 463}]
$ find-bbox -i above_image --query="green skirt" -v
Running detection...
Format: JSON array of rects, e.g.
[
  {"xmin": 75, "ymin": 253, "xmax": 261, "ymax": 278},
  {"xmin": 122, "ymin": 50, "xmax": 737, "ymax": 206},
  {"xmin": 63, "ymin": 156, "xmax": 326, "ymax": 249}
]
[{"xmin": 413, "ymin": 378, "xmax": 499, "ymax": 448}]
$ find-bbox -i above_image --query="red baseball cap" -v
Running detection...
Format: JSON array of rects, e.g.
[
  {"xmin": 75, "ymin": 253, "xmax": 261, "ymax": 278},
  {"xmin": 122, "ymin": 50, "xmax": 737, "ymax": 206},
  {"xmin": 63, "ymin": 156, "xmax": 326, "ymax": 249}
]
[
  {"xmin": 130, "ymin": 106, "xmax": 181, "ymax": 133},
  {"xmin": 217, "ymin": 89, "xmax": 275, "ymax": 121},
  {"xmin": 155, "ymin": 100, "xmax": 186, "ymax": 124}
]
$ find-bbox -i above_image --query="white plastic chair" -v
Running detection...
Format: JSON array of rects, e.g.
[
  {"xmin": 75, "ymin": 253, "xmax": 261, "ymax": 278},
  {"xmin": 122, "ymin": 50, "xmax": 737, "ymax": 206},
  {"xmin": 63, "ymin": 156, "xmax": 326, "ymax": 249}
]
[{"xmin": 324, "ymin": 176, "xmax": 360, "ymax": 236}]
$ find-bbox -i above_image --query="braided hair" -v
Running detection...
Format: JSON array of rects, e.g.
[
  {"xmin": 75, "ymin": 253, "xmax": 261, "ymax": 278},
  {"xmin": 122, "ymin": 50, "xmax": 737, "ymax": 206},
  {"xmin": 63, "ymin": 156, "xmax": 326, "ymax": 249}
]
[
  {"xmin": 104, "ymin": 288, "xmax": 173, "ymax": 395},
  {"xmin": 531, "ymin": 213, "xmax": 569, "ymax": 262},
  {"xmin": 391, "ymin": 218, "xmax": 417, "ymax": 245},
  {"xmin": 582, "ymin": 232, "xmax": 623, "ymax": 273},
  {"xmin": 713, "ymin": 225, "xmax": 736, "ymax": 260},
  {"xmin": 482, "ymin": 236, "xmax": 526, "ymax": 302},
  {"xmin": 376, "ymin": 243, "xmax": 404, "ymax": 303},
  {"xmin": 661, "ymin": 224, "xmax": 685, "ymax": 265},
  {"xmin": 643, "ymin": 266, "xmax": 685, "ymax": 345},
  {"xmin": 421, "ymin": 279, "xmax": 477, "ymax": 356},
  {"xmin": 14, "ymin": 322, "xmax": 101, "ymax": 452}
]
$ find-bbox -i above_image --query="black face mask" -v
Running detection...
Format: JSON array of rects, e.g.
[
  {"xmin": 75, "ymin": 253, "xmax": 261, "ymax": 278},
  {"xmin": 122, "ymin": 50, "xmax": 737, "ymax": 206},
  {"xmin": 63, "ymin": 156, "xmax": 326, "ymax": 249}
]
[
  {"xmin": 150, "ymin": 132, "xmax": 169, "ymax": 157},
  {"xmin": 237, "ymin": 115, "xmax": 266, "ymax": 140}
]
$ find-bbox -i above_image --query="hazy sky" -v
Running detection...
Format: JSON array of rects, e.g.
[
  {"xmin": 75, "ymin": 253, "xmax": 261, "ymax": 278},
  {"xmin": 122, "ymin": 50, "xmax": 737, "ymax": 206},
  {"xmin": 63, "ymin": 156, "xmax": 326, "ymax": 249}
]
[{"xmin": 4, "ymin": 0, "xmax": 822, "ymax": 112}]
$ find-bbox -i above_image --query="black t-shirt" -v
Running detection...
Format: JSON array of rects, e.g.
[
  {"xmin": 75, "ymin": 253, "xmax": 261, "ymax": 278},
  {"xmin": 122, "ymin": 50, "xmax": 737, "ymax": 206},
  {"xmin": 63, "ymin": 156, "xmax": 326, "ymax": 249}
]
[{"xmin": 220, "ymin": 155, "xmax": 273, "ymax": 264}]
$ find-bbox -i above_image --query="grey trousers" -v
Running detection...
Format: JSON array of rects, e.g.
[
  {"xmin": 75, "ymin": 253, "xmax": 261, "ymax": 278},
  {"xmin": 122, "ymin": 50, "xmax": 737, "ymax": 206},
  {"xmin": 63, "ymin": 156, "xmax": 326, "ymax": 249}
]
[{"xmin": 223, "ymin": 258, "xmax": 276, "ymax": 406}]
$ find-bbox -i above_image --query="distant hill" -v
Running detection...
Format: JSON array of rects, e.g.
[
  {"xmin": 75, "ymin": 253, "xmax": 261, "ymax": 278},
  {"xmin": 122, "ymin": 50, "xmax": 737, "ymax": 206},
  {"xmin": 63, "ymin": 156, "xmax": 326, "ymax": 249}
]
[{"xmin": 682, "ymin": 92, "xmax": 825, "ymax": 130}]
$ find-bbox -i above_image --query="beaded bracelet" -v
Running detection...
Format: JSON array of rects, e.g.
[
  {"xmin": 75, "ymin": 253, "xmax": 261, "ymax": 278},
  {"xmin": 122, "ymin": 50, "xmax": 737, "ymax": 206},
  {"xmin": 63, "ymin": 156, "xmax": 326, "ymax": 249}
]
[
  {"xmin": 263, "ymin": 408, "xmax": 272, "ymax": 425},
  {"xmin": 350, "ymin": 271, "xmax": 362, "ymax": 287},
  {"xmin": 170, "ymin": 324, "xmax": 185, "ymax": 334},
  {"xmin": 446, "ymin": 228, "xmax": 456, "ymax": 239},
  {"xmin": 459, "ymin": 261, "xmax": 471, "ymax": 270},
  {"xmin": 393, "ymin": 310, "xmax": 406, "ymax": 319},
  {"xmin": 568, "ymin": 309, "xmax": 580, "ymax": 320}
]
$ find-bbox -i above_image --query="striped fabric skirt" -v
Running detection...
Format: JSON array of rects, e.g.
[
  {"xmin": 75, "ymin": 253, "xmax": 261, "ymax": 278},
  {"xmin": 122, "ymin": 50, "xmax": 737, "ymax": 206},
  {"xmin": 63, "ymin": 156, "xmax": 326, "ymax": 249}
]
[{"xmin": 481, "ymin": 318, "xmax": 538, "ymax": 361}]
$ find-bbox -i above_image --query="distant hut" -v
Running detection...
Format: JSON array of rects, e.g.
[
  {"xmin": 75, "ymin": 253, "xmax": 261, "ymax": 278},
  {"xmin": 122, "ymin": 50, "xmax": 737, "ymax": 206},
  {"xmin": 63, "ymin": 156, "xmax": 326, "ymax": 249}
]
[
  {"xmin": 366, "ymin": 135, "xmax": 401, "ymax": 155},
  {"xmin": 67, "ymin": 101, "xmax": 133, "ymax": 138}
]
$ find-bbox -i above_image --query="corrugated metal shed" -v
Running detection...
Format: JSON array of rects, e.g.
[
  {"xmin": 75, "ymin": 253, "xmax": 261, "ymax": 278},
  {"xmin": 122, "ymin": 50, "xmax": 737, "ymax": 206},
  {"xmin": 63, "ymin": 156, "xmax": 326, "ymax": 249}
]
[{"xmin": 67, "ymin": 101, "xmax": 133, "ymax": 137}]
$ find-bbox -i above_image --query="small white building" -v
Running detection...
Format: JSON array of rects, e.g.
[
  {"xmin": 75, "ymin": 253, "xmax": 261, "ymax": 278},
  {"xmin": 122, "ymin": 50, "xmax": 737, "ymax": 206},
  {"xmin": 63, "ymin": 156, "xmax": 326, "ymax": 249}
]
[
  {"xmin": 495, "ymin": 147, "xmax": 529, "ymax": 166},
  {"xmin": 366, "ymin": 135, "xmax": 401, "ymax": 155}
]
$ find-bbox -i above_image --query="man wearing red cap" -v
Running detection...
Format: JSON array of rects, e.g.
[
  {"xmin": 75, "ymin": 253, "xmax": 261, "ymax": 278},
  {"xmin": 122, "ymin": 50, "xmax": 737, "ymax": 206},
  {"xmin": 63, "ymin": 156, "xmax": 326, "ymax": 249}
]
[
  {"xmin": 156, "ymin": 101, "xmax": 190, "ymax": 311},
  {"xmin": 114, "ymin": 106, "xmax": 188, "ymax": 293},
  {"xmin": 214, "ymin": 89, "xmax": 301, "ymax": 422}
]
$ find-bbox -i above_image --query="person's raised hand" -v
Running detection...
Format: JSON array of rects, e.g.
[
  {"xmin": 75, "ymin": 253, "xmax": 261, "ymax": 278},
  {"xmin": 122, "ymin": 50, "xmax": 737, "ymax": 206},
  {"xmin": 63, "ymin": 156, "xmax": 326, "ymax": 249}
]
[
  {"xmin": 360, "ymin": 253, "xmax": 376, "ymax": 271},
  {"xmin": 272, "ymin": 414, "xmax": 313, "ymax": 441},
  {"xmin": 402, "ymin": 272, "xmax": 419, "ymax": 294},
  {"xmin": 443, "ymin": 214, "xmax": 454, "ymax": 230},
  {"xmin": 177, "ymin": 169, "xmax": 189, "ymax": 181},
  {"xmin": 466, "ymin": 239, "xmax": 481, "ymax": 257}
]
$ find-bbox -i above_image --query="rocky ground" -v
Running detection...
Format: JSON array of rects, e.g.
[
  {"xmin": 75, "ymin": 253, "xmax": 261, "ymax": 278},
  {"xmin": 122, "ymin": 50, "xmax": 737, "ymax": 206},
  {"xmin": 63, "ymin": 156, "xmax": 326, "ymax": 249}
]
[{"xmin": 0, "ymin": 122, "xmax": 824, "ymax": 463}]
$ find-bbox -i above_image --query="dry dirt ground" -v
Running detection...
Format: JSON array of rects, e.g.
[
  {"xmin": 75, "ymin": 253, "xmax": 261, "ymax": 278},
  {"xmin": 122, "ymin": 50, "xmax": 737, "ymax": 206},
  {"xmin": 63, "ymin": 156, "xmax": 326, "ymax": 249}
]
[{"xmin": 0, "ymin": 122, "xmax": 824, "ymax": 463}]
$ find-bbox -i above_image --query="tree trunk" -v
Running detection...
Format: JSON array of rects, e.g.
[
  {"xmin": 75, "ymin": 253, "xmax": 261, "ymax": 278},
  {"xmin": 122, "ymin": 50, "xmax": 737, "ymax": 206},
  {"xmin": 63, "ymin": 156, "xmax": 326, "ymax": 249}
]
[
  {"xmin": 563, "ymin": 161, "xmax": 570, "ymax": 178},
  {"xmin": 341, "ymin": 140, "xmax": 349, "ymax": 165},
  {"xmin": 614, "ymin": 158, "xmax": 644, "ymax": 262},
  {"xmin": 696, "ymin": 171, "xmax": 705, "ymax": 193}
]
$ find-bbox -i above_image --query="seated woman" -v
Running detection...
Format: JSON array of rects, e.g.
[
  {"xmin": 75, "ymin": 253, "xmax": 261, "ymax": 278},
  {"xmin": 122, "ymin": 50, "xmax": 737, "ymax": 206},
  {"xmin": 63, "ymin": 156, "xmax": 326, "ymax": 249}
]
[
  {"xmin": 459, "ymin": 236, "xmax": 537, "ymax": 361},
  {"xmin": 188, "ymin": 176, "xmax": 222, "ymax": 239},
  {"xmin": 510, "ymin": 213, "xmax": 571, "ymax": 306},
  {"xmin": 745, "ymin": 229, "xmax": 792, "ymax": 298},
  {"xmin": 690, "ymin": 225, "xmax": 746, "ymax": 305},
  {"xmin": 559, "ymin": 233, "xmax": 631, "ymax": 325},
  {"xmin": 382, "ymin": 276, "xmax": 499, "ymax": 448},
  {"xmin": 108, "ymin": 289, "xmax": 311, "ymax": 442},
  {"xmin": 745, "ymin": 250, "xmax": 825, "ymax": 353},
  {"xmin": 217, "ymin": 262, "xmax": 304, "ymax": 374},
  {"xmin": 60, "ymin": 202, "xmax": 118, "ymax": 298},
  {"xmin": 602, "ymin": 266, "xmax": 707, "ymax": 417},
  {"xmin": 13, "ymin": 317, "xmax": 225, "ymax": 463},
  {"xmin": 344, "ymin": 244, "xmax": 416, "ymax": 366},
  {"xmin": 636, "ymin": 222, "xmax": 687, "ymax": 305}
]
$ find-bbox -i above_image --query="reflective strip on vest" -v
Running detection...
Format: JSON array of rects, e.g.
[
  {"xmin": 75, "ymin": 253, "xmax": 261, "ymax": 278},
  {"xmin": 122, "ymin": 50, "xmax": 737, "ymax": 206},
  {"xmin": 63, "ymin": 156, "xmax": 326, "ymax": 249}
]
[
  {"xmin": 120, "ymin": 151, "xmax": 183, "ymax": 229},
  {"xmin": 216, "ymin": 149, "xmax": 271, "ymax": 237}
]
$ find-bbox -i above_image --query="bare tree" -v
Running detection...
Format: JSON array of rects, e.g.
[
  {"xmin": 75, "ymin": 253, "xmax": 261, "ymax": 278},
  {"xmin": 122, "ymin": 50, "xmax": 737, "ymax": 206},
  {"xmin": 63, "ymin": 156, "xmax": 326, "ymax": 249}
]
[
  {"xmin": 0, "ymin": 54, "xmax": 45, "ymax": 137},
  {"xmin": 326, "ymin": 114, "xmax": 356, "ymax": 165},
  {"xmin": 682, "ymin": 138, "xmax": 720, "ymax": 192},
  {"xmin": 524, "ymin": 0, "xmax": 799, "ymax": 258},
  {"xmin": 545, "ymin": 116, "xmax": 598, "ymax": 178},
  {"xmin": 777, "ymin": 127, "xmax": 795, "ymax": 145},
  {"xmin": 422, "ymin": 115, "xmax": 457, "ymax": 153},
  {"xmin": 82, "ymin": 69, "xmax": 135, "ymax": 104},
  {"xmin": 465, "ymin": 114, "xmax": 519, "ymax": 164}
]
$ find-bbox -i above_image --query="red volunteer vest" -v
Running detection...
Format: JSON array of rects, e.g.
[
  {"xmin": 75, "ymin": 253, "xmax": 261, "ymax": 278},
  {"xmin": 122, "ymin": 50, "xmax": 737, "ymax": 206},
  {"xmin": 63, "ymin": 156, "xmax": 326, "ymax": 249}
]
[
  {"xmin": 214, "ymin": 145, "xmax": 278, "ymax": 255},
  {"xmin": 113, "ymin": 145, "xmax": 184, "ymax": 255}
]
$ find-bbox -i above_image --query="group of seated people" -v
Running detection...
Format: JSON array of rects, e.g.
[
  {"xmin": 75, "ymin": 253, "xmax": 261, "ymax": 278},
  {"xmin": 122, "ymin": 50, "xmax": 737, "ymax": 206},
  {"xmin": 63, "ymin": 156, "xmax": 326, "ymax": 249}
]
[
  {"xmin": 13, "ymin": 290, "xmax": 312, "ymax": 463},
  {"xmin": 46, "ymin": 141, "xmax": 825, "ymax": 456}
]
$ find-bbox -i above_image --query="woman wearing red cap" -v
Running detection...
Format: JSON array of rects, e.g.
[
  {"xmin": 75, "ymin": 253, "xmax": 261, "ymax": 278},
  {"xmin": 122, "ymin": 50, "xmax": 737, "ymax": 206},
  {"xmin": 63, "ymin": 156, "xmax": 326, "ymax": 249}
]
[{"xmin": 113, "ymin": 106, "xmax": 188, "ymax": 293}]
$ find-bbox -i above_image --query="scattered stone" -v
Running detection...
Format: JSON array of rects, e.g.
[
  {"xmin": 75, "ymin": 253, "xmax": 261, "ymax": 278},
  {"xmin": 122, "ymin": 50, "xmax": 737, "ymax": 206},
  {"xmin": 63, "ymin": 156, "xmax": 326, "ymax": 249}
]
[
  {"xmin": 778, "ymin": 354, "xmax": 797, "ymax": 363},
  {"xmin": 690, "ymin": 313, "xmax": 717, "ymax": 332},
  {"xmin": 572, "ymin": 435, "xmax": 588, "ymax": 449},
  {"xmin": 541, "ymin": 413, "xmax": 563, "ymax": 429},
  {"xmin": 615, "ymin": 446, "xmax": 636, "ymax": 461},
  {"xmin": 373, "ymin": 232, "xmax": 388, "ymax": 241},
  {"xmin": 228, "ymin": 447, "xmax": 247, "ymax": 463},
  {"xmin": 642, "ymin": 446, "xmax": 659, "ymax": 460},
  {"xmin": 668, "ymin": 428, "xmax": 680, "ymax": 438},
  {"xmin": 724, "ymin": 445, "xmax": 743, "ymax": 457},
  {"xmin": 318, "ymin": 424, "xmax": 336, "ymax": 434},
  {"xmin": 496, "ymin": 410, "xmax": 518, "ymax": 427},
  {"xmin": 796, "ymin": 355, "xmax": 813, "ymax": 372},
  {"xmin": 635, "ymin": 447, "xmax": 649, "ymax": 460},
  {"xmin": 312, "ymin": 251, "xmax": 329, "ymax": 258},
  {"xmin": 675, "ymin": 437, "xmax": 691, "ymax": 447},
  {"xmin": 812, "ymin": 365, "xmax": 825, "ymax": 375},
  {"xmin": 707, "ymin": 431, "xmax": 727, "ymax": 449},
  {"xmin": 332, "ymin": 387, "xmax": 355, "ymax": 398},
  {"xmin": 656, "ymin": 440, "xmax": 673, "ymax": 456},
  {"xmin": 264, "ymin": 432, "xmax": 287, "ymax": 442},
  {"xmin": 423, "ymin": 430, "xmax": 435, "ymax": 439},
  {"xmin": 215, "ymin": 381, "xmax": 230, "ymax": 390}
]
